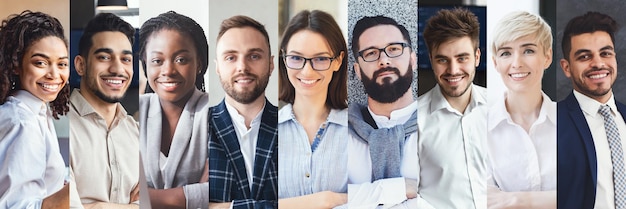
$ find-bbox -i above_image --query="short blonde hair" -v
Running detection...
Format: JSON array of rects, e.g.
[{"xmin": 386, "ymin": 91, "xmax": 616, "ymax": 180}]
[{"xmin": 491, "ymin": 11, "xmax": 552, "ymax": 54}]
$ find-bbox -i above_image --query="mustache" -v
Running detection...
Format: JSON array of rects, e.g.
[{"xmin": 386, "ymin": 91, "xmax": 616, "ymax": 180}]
[
  {"xmin": 231, "ymin": 72, "xmax": 258, "ymax": 81},
  {"xmin": 372, "ymin": 67, "xmax": 401, "ymax": 78}
]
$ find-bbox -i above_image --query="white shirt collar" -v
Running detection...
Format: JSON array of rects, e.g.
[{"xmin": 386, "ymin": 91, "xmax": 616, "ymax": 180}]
[
  {"xmin": 488, "ymin": 91, "xmax": 556, "ymax": 131},
  {"xmin": 573, "ymin": 89, "xmax": 619, "ymax": 118},
  {"xmin": 367, "ymin": 101, "xmax": 417, "ymax": 128},
  {"xmin": 13, "ymin": 90, "xmax": 47, "ymax": 116},
  {"xmin": 225, "ymin": 99, "xmax": 265, "ymax": 131},
  {"xmin": 429, "ymin": 84, "xmax": 487, "ymax": 116}
]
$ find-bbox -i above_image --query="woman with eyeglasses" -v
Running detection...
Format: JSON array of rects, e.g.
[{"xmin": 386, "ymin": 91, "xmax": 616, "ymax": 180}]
[
  {"xmin": 0, "ymin": 10, "xmax": 70, "ymax": 208},
  {"xmin": 277, "ymin": 10, "xmax": 348, "ymax": 209}
]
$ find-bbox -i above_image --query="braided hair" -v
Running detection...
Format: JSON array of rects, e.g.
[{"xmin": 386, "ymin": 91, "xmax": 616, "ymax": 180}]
[
  {"xmin": 139, "ymin": 11, "xmax": 208, "ymax": 92},
  {"xmin": 0, "ymin": 10, "xmax": 69, "ymax": 119}
]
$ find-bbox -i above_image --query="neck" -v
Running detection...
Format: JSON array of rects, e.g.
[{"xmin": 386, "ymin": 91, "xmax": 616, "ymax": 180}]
[
  {"xmin": 225, "ymin": 94, "xmax": 266, "ymax": 129},
  {"xmin": 78, "ymin": 85, "xmax": 118, "ymax": 128},
  {"xmin": 505, "ymin": 90, "xmax": 543, "ymax": 133},
  {"xmin": 367, "ymin": 90, "xmax": 414, "ymax": 118},
  {"xmin": 442, "ymin": 85, "xmax": 473, "ymax": 114},
  {"xmin": 292, "ymin": 93, "xmax": 330, "ymax": 123}
]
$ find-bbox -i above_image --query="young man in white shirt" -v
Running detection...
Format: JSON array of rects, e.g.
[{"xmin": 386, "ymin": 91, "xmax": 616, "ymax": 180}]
[
  {"xmin": 557, "ymin": 11, "xmax": 626, "ymax": 209},
  {"xmin": 347, "ymin": 15, "xmax": 424, "ymax": 208},
  {"xmin": 418, "ymin": 8, "xmax": 488, "ymax": 209}
]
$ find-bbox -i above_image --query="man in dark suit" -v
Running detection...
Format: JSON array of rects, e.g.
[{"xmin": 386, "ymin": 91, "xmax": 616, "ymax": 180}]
[
  {"xmin": 208, "ymin": 15, "xmax": 278, "ymax": 209},
  {"xmin": 558, "ymin": 11, "xmax": 626, "ymax": 209}
]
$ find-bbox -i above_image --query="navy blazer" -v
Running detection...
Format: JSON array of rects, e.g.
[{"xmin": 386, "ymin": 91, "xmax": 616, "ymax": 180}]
[
  {"xmin": 208, "ymin": 99, "xmax": 278, "ymax": 209},
  {"xmin": 557, "ymin": 92, "xmax": 626, "ymax": 208}
]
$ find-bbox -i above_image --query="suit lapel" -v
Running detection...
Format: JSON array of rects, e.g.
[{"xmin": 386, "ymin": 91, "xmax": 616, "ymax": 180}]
[
  {"xmin": 250, "ymin": 100, "xmax": 278, "ymax": 199},
  {"xmin": 211, "ymin": 100, "xmax": 251, "ymax": 198},
  {"xmin": 566, "ymin": 93, "xmax": 598, "ymax": 185},
  {"xmin": 145, "ymin": 94, "xmax": 164, "ymax": 186}
]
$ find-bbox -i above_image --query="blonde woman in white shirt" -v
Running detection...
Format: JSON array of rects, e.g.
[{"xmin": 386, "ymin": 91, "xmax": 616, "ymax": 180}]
[{"xmin": 488, "ymin": 11, "xmax": 556, "ymax": 208}]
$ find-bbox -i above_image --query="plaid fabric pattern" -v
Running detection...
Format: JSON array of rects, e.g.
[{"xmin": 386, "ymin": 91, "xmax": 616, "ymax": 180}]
[
  {"xmin": 208, "ymin": 99, "xmax": 278, "ymax": 209},
  {"xmin": 599, "ymin": 104, "xmax": 626, "ymax": 209}
]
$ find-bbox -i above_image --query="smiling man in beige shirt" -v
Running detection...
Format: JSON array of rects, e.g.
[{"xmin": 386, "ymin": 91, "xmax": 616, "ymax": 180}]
[{"xmin": 68, "ymin": 13, "xmax": 140, "ymax": 209}]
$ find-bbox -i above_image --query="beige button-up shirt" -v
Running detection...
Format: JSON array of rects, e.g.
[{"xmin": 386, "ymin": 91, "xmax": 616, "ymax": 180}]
[{"xmin": 68, "ymin": 89, "xmax": 139, "ymax": 208}]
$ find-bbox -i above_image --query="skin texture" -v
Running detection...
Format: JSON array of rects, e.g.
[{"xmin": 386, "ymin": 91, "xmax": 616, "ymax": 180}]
[
  {"xmin": 493, "ymin": 35, "xmax": 551, "ymax": 95},
  {"xmin": 560, "ymin": 31, "xmax": 617, "ymax": 104},
  {"xmin": 16, "ymin": 36, "xmax": 69, "ymax": 102}
]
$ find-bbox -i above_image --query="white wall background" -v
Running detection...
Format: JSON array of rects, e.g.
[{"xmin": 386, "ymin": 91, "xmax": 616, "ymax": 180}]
[
  {"xmin": 486, "ymin": 0, "xmax": 540, "ymax": 106},
  {"xmin": 208, "ymin": 0, "xmax": 279, "ymax": 106}
]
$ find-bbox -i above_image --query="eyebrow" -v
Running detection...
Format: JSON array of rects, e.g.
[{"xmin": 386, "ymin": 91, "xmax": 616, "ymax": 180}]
[
  {"xmin": 94, "ymin": 48, "xmax": 132, "ymax": 55},
  {"xmin": 287, "ymin": 50, "xmax": 332, "ymax": 57},
  {"xmin": 600, "ymin": 45, "xmax": 615, "ymax": 51},
  {"xmin": 497, "ymin": 43, "xmax": 538, "ymax": 52},
  {"xmin": 31, "ymin": 53, "xmax": 68, "ymax": 60}
]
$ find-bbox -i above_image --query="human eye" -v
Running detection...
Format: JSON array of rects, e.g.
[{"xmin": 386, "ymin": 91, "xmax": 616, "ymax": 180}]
[
  {"xmin": 122, "ymin": 55, "xmax": 133, "ymax": 63},
  {"xmin": 436, "ymin": 58, "xmax": 448, "ymax": 64},
  {"xmin": 523, "ymin": 49, "xmax": 535, "ymax": 55},
  {"xmin": 33, "ymin": 60, "xmax": 48, "ymax": 67},
  {"xmin": 313, "ymin": 57, "xmax": 331, "ymax": 62},
  {"xmin": 249, "ymin": 53, "xmax": 262, "ymax": 61},
  {"xmin": 97, "ymin": 54, "xmax": 111, "ymax": 61},
  {"xmin": 457, "ymin": 56, "xmax": 469, "ymax": 63},
  {"xmin": 175, "ymin": 56, "xmax": 188, "ymax": 64},
  {"xmin": 600, "ymin": 50, "xmax": 614, "ymax": 57},
  {"xmin": 363, "ymin": 49, "xmax": 378, "ymax": 58},
  {"xmin": 150, "ymin": 58, "xmax": 162, "ymax": 65},
  {"xmin": 224, "ymin": 55, "xmax": 236, "ymax": 62},
  {"xmin": 387, "ymin": 44, "xmax": 403, "ymax": 52},
  {"xmin": 287, "ymin": 55, "xmax": 304, "ymax": 61},
  {"xmin": 576, "ymin": 54, "xmax": 591, "ymax": 61},
  {"xmin": 58, "ymin": 61, "xmax": 69, "ymax": 69},
  {"xmin": 498, "ymin": 51, "xmax": 511, "ymax": 57}
]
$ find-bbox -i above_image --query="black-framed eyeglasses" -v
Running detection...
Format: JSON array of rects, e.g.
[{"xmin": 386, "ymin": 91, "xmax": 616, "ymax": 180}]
[
  {"xmin": 283, "ymin": 54, "xmax": 338, "ymax": 71},
  {"xmin": 358, "ymin": 42, "xmax": 410, "ymax": 62}
]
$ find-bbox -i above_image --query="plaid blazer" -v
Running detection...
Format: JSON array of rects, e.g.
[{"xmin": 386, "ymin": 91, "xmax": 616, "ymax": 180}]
[{"xmin": 208, "ymin": 99, "xmax": 278, "ymax": 209}]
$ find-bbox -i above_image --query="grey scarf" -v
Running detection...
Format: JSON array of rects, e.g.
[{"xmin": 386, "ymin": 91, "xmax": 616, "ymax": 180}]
[{"xmin": 348, "ymin": 103, "xmax": 417, "ymax": 181}]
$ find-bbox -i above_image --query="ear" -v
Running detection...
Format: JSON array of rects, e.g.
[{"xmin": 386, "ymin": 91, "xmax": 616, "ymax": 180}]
[
  {"xmin": 544, "ymin": 48, "xmax": 553, "ymax": 70},
  {"xmin": 214, "ymin": 59, "xmax": 220, "ymax": 76},
  {"xmin": 354, "ymin": 62, "xmax": 362, "ymax": 80},
  {"xmin": 410, "ymin": 51, "xmax": 417, "ymax": 70},
  {"xmin": 560, "ymin": 58, "xmax": 571, "ymax": 78},
  {"xmin": 474, "ymin": 48, "xmax": 481, "ymax": 67},
  {"xmin": 332, "ymin": 51, "xmax": 345, "ymax": 72},
  {"xmin": 492, "ymin": 55, "xmax": 497, "ymax": 69},
  {"xmin": 74, "ymin": 55, "xmax": 86, "ymax": 76},
  {"xmin": 269, "ymin": 55, "xmax": 275, "ymax": 75}
]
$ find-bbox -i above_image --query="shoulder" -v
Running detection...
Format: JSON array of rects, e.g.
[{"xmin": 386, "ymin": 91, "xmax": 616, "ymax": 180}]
[{"xmin": 0, "ymin": 99, "xmax": 42, "ymax": 140}]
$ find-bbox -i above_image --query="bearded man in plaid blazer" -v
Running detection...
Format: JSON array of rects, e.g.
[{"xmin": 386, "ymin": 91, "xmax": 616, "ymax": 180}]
[{"xmin": 208, "ymin": 15, "xmax": 278, "ymax": 209}]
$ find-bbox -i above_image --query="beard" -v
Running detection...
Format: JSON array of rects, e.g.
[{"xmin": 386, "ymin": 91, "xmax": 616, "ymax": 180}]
[
  {"xmin": 84, "ymin": 68, "xmax": 128, "ymax": 104},
  {"xmin": 221, "ymin": 71, "xmax": 270, "ymax": 104},
  {"xmin": 573, "ymin": 67, "xmax": 614, "ymax": 98},
  {"xmin": 360, "ymin": 65, "xmax": 413, "ymax": 104}
]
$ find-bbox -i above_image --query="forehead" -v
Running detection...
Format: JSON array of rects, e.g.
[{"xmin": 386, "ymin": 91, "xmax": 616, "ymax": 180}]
[
  {"xmin": 358, "ymin": 24, "xmax": 405, "ymax": 50},
  {"xmin": 216, "ymin": 26, "xmax": 269, "ymax": 53},
  {"xmin": 89, "ymin": 31, "xmax": 132, "ymax": 52},
  {"xmin": 146, "ymin": 29, "xmax": 195, "ymax": 51},
  {"xmin": 433, "ymin": 36, "xmax": 474, "ymax": 56},
  {"xmin": 569, "ymin": 31, "xmax": 613, "ymax": 52},
  {"xmin": 286, "ymin": 30, "xmax": 331, "ymax": 54},
  {"xmin": 26, "ymin": 36, "xmax": 67, "ymax": 55}
]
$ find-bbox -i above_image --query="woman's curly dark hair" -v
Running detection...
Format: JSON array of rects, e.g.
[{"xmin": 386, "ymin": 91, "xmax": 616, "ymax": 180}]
[{"xmin": 0, "ymin": 10, "xmax": 70, "ymax": 119}]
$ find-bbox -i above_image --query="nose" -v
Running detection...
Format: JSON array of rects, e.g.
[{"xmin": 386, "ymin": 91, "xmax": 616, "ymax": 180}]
[
  {"xmin": 511, "ymin": 53, "xmax": 522, "ymax": 69},
  {"xmin": 159, "ymin": 60, "xmax": 176, "ymax": 76},
  {"xmin": 590, "ymin": 54, "xmax": 606, "ymax": 69},
  {"xmin": 378, "ymin": 51, "xmax": 391, "ymax": 67},
  {"xmin": 46, "ymin": 64, "xmax": 60, "ymax": 79},
  {"xmin": 235, "ymin": 57, "xmax": 248, "ymax": 73},
  {"xmin": 300, "ymin": 59, "xmax": 316, "ymax": 75},
  {"xmin": 448, "ymin": 59, "xmax": 461, "ymax": 74},
  {"xmin": 109, "ymin": 57, "xmax": 125, "ymax": 75}
]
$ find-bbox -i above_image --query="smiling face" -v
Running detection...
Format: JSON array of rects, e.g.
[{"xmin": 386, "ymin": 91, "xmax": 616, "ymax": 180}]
[
  {"xmin": 17, "ymin": 36, "xmax": 69, "ymax": 102},
  {"xmin": 215, "ymin": 26, "xmax": 273, "ymax": 104},
  {"xmin": 76, "ymin": 31, "xmax": 133, "ymax": 103},
  {"xmin": 145, "ymin": 29, "xmax": 198, "ymax": 105},
  {"xmin": 493, "ymin": 35, "xmax": 552, "ymax": 94},
  {"xmin": 560, "ymin": 31, "xmax": 617, "ymax": 103},
  {"xmin": 284, "ymin": 30, "xmax": 341, "ymax": 100},
  {"xmin": 430, "ymin": 36, "xmax": 479, "ymax": 98},
  {"xmin": 354, "ymin": 25, "xmax": 415, "ymax": 103}
]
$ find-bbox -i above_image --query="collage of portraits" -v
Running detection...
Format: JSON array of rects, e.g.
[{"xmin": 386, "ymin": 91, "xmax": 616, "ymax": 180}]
[{"xmin": 0, "ymin": 0, "xmax": 624, "ymax": 208}]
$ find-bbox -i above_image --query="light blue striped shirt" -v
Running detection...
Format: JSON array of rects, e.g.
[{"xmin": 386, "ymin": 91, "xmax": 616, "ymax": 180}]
[{"xmin": 278, "ymin": 104, "xmax": 348, "ymax": 198}]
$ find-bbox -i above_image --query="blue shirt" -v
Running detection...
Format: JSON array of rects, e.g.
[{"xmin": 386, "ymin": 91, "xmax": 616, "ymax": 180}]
[
  {"xmin": 0, "ymin": 90, "xmax": 65, "ymax": 209},
  {"xmin": 278, "ymin": 104, "xmax": 348, "ymax": 198}
]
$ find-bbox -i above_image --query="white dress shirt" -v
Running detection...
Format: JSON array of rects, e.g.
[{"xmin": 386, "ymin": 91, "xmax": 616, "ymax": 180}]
[
  {"xmin": 0, "ymin": 90, "xmax": 65, "ymax": 209},
  {"xmin": 417, "ymin": 84, "xmax": 488, "ymax": 209},
  {"xmin": 347, "ymin": 101, "xmax": 419, "ymax": 208},
  {"xmin": 573, "ymin": 90, "xmax": 626, "ymax": 209},
  {"xmin": 225, "ymin": 100, "xmax": 264, "ymax": 191},
  {"xmin": 487, "ymin": 91, "xmax": 556, "ymax": 192}
]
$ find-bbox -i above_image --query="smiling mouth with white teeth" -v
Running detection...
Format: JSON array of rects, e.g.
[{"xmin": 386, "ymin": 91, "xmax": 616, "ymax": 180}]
[
  {"xmin": 299, "ymin": 79, "xmax": 318, "ymax": 85},
  {"xmin": 39, "ymin": 83, "xmax": 61, "ymax": 91},
  {"xmin": 510, "ymin": 72, "xmax": 530, "ymax": 78},
  {"xmin": 160, "ymin": 82, "xmax": 180, "ymax": 87},
  {"xmin": 105, "ymin": 79, "xmax": 123, "ymax": 84},
  {"xmin": 588, "ymin": 73, "xmax": 608, "ymax": 79},
  {"xmin": 445, "ymin": 76, "xmax": 464, "ymax": 83}
]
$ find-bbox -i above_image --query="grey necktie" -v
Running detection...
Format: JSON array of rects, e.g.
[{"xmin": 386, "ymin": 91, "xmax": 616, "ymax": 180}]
[{"xmin": 599, "ymin": 104, "xmax": 626, "ymax": 208}]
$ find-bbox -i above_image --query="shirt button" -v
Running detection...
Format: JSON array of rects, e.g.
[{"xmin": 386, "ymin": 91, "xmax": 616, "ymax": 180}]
[{"xmin": 305, "ymin": 173, "xmax": 310, "ymax": 178}]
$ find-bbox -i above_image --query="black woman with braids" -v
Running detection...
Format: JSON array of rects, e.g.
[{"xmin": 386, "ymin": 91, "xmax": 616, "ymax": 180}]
[
  {"xmin": 0, "ymin": 10, "xmax": 70, "ymax": 208},
  {"xmin": 138, "ymin": 11, "xmax": 210, "ymax": 209}
]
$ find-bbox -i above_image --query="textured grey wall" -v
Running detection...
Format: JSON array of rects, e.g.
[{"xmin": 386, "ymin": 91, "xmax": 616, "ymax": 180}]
[
  {"xmin": 347, "ymin": 0, "xmax": 418, "ymax": 106},
  {"xmin": 556, "ymin": 0, "xmax": 626, "ymax": 103}
]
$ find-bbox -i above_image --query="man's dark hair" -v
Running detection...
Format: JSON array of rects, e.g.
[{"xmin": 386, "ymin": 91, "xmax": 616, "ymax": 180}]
[
  {"xmin": 561, "ymin": 11, "xmax": 618, "ymax": 61},
  {"xmin": 217, "ymin": 15, "xmax": 271, "ymax": 54},
  {"xmin": 423, "ymin": 8, "xmax": 480, "ymax": 57},
  {"xmin": 351, "ymin": 16, "xmax": 412, "ymax": 60},
  {"xmin": 139, "ymin": 11, "xmax": 209, "ymax": 92},
  {"xmin": 78, "ymin": 13, "xmax": 134, "ymax": 58}
]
